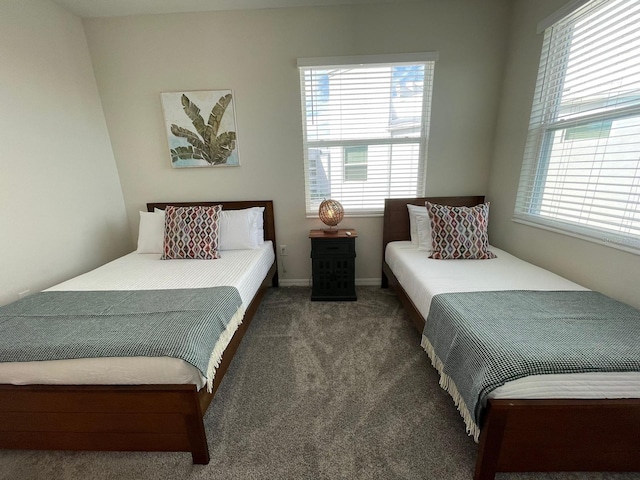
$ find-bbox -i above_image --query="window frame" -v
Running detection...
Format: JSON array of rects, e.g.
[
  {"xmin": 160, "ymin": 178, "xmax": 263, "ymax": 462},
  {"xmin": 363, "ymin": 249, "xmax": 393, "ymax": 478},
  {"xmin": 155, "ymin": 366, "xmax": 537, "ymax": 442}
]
[
  {"xmin": 513, "ymin": 0, "xmax": 640, "ymax": 254},
  {"xmin": 298, "ymin": 53, "xmax": 438, "ymax": 217}
]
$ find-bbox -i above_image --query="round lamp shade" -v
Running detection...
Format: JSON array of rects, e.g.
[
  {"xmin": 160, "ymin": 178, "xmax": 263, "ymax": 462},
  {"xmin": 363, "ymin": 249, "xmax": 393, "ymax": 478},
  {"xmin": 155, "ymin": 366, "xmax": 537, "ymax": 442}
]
[{"xmin": 319, "ymin": 199, "xmax": 344, "ymax": 228}]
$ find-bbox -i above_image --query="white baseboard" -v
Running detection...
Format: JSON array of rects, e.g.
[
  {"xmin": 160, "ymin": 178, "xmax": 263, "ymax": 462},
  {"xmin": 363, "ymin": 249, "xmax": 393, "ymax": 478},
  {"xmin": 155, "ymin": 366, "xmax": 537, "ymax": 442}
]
[
  {"xmin": 278, "ymin": 279, "xmax": 311, "ymax": 287},
  {"xmin": 277, "ymin": 278, "xmax": 381, "ymax": 287}
]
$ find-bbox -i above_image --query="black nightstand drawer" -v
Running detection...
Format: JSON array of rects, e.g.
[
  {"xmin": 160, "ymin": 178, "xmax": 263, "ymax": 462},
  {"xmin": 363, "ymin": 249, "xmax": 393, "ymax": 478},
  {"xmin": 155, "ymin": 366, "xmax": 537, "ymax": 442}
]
[{"xmin": 310, "ymin": 238, "xmax": 353, "ymax": 255}]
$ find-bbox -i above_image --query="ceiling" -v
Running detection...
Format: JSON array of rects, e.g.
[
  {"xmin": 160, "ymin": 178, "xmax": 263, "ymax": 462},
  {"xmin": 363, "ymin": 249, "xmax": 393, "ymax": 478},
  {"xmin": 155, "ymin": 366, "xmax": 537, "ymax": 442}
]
[{"xmin": 50, "ymin": 0, "xmax": 419, "ymax": 18}]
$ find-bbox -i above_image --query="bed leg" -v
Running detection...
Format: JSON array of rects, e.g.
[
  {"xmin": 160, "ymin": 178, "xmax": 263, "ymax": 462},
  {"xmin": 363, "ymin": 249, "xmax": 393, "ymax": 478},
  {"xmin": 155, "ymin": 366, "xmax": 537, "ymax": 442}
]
[
  {"xmin": 191, "ymin": 448, "xmax": 210, "ymax": 465},
  {"xmin": 381, "ymin": 271, "xmax": 388, "ymax": 288},
  {"xmin": 186, "ymin": 412, "xmax": 210, "ymax": 465},
  {"xmin": 188, "ymin": 432, "xmax": 210, "ymax": 464},
  {"xmin": 272, "ymin": 270, "xmax": 279, "ymax": 288},
  {"xmin": 474, "ymin": 402, "xmax": 508, "ymax": 480}
]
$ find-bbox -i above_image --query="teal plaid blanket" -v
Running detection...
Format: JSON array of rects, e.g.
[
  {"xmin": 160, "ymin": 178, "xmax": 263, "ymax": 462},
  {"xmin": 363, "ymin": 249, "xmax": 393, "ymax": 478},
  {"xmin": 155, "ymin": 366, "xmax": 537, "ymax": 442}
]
[
  {"xmin": 0, "ymin": 287, "xmax": 243, "ymax": 389},
  {"xmin": 422, "ymin": 290, "xmax": 640, "ymax": 441}
]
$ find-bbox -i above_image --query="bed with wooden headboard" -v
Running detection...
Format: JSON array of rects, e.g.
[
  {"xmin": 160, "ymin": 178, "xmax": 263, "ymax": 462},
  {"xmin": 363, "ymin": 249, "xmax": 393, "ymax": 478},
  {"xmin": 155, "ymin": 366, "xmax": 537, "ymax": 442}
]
[
  {"xmin": 381, "ymin": 196, "xmax": 640, "ymax": 480},
  {"xmin": 0, "ymin": 200, "xmax": 278, "ymax": 464}
]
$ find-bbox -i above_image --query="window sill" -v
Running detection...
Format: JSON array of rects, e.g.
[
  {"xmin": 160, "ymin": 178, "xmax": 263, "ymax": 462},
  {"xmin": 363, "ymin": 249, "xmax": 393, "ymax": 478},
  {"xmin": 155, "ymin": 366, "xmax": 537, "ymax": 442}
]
[{"xmin": 512, "ymin": 215, "xmax": 640, "ymax": 256}]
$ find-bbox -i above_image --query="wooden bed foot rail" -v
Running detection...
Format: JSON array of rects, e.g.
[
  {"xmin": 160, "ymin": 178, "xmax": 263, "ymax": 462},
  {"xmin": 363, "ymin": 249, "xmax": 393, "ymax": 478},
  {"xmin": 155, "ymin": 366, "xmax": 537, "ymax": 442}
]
[
  {"xmin": 474, "ymin": 398, "xmax": 640, "ymax": 480},
  {"xmin": 0, "ymin": 384, "xmax": 210, "ymax": 464}
]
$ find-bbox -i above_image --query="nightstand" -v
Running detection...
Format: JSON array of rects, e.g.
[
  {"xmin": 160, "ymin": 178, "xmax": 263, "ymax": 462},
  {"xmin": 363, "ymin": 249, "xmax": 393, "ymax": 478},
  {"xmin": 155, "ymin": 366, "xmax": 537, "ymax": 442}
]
[{"xmin": 309, "ymin": 229, "xmax": 357, "ymax": 301}]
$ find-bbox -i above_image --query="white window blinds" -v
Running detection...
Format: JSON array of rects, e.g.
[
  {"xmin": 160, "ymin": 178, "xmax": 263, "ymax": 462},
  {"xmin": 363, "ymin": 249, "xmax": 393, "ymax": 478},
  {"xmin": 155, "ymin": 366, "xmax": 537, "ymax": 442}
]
[
  {"xmin": 298, "ymin": 53, "xmax": 437, "ymax": 216},
  {"xmin": 514, "ymin": 0, "xmax": 640, "ymax": 252}
]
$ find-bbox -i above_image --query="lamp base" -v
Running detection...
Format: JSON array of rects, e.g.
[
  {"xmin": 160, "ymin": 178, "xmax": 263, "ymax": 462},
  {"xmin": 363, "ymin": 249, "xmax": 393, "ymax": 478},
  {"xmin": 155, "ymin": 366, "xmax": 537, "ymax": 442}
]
[{"xmin": 322, "ymin": 226, "xmax": 339, "ymax": 234}]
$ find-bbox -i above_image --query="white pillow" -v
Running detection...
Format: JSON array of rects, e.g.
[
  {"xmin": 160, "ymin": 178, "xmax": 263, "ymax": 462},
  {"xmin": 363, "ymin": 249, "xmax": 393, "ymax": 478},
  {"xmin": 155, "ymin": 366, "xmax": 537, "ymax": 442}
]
[
  {"xmin": 252, "ymin": 206, "xmax": 265, "ymax": 246},
  {"xmin": 407, "ymin": 204, "xmax": 430, "ymax": 248},
  {"xmin": 219, "ymin": 207, "xmax": 264, "ymax": 250},
  {"xmin": 136, "ymin": 210, "xmax": 165, "ymax": 254},
  {"xmin": 415, "ymin": 212, "xmax": 433, "ymax": 252}
]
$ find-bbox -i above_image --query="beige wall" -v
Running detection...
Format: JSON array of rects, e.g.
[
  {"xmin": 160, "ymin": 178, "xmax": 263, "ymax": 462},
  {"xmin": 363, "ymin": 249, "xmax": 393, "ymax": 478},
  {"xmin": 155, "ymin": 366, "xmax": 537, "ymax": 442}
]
[
  {"xmin": 3, "ymin": 0, "xmax": 637, "ymax": 308},
  {"xmin": 83, "ymin": 0, "xmax": 511, "ymax": 284},
  {"xmin": 488, "ymin": 0, "xmax": 640, "ymax": 309},
  {"xmin": 0, "ymin": 0, "xmax": 130, "ymax": 306}
]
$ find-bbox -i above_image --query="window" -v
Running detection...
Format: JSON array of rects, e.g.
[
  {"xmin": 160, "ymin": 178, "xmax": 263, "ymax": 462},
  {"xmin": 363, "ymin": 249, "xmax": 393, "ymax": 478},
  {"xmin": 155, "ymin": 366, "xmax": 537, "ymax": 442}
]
[
  {"xmin": 298, "ymin": 53, "xmax": 437, "ymax": 216},
  {"xmin": 344, "ymin": 146, "xmax": 368, "ymax": 182},
  {"xmin": 514, "ymin": 0, "xmax": 640, "ymax": 253},
  {"xmin": 563, "ymin": 120, "xmax": 612, "ymax": 142}
]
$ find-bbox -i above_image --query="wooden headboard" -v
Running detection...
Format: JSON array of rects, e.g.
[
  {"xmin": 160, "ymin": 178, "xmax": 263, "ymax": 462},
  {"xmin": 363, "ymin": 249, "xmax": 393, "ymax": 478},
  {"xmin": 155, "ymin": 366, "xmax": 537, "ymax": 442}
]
[
  {"xmin": 147, "ymin": 200, "xmax": 277, "ymax": 251},
  {"xmin": 382, "ymin": 196, "xmax": 485, "ymax": 253}
]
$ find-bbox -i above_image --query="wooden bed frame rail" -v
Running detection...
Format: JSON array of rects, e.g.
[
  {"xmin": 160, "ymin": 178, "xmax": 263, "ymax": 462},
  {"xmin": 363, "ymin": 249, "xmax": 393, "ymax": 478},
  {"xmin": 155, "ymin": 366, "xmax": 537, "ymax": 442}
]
[
  {"xmin": 0, "ymin": 384, "xmax": 211, "ymax": 463},
  {"xmin": 381, "ymin": 196, "xmax": 640, "ymax": 480},
  {"xmin": 0, "ymin": 200, "xmax": 278, "ymax": 464},
  {"xmin": 476, "ymin": 398, "xmax": 640, "ymax": 479}
]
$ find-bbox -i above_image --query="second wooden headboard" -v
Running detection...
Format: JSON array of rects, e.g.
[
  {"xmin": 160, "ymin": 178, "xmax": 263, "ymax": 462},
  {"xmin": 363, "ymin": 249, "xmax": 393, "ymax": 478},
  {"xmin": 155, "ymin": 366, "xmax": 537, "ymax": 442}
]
[{"xmin": 381, "ymin": 196, "xmax": 485, "ymax": 254}]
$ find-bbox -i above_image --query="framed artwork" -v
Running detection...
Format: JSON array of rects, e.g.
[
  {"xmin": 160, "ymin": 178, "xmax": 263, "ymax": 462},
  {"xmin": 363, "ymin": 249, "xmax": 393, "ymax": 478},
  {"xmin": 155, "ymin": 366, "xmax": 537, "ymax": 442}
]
[{"xmin": 161, "ymin": 90, "xmax": 239, "ymax": 168}]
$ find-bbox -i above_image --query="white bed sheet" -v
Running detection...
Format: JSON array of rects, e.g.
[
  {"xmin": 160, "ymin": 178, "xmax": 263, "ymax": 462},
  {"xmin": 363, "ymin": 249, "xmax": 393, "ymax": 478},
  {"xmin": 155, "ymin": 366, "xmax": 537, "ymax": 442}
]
[
  {"xmin": 385, "ymin": 241, "xmax": 640, "ymax": 399},
  {"xmin": 0, "ymin": 242, "xmax": 275, "ymax": 388}
]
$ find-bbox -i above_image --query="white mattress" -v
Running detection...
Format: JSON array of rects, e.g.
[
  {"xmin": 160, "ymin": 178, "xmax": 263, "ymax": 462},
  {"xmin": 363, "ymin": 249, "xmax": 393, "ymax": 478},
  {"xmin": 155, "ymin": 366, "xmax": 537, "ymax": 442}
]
[
  {"xmin": 385, "ymin": 241, "xmax": 640, "ymax": 399},
  {"xmin": 0, "ymin": 242, "xmax": 275, "ymax": 388}
]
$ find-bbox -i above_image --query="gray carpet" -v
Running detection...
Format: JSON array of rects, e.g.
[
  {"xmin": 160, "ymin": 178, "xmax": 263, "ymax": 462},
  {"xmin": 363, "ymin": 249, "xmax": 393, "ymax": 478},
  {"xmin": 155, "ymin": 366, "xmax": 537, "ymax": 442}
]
[{"xmin": 2, "ymin": 286, "xmax": 640, "ymax": 480}]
